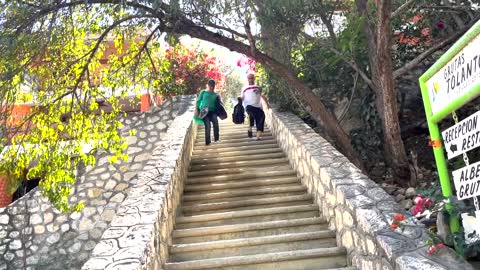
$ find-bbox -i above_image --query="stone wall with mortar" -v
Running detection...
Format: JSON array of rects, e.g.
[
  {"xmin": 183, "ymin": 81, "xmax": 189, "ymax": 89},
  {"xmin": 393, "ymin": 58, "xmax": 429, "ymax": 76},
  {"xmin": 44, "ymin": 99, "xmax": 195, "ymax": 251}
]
[
  {"xmin": 262, "ymin": 101, "xmax": 474, "ymax": 270},
  {"xmin": 81, "ymin": 96, "xmax": 196, "ymax": 269},
  {"xmin": 0, "ymin": 96, "xmax": 195, "ymax": 270}
]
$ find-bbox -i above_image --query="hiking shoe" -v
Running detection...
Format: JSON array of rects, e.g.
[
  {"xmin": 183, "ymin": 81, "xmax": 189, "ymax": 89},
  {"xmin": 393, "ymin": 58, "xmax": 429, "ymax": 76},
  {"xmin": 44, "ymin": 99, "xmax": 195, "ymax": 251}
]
[{"xmin": 247, "ymin": 130, "xmax": 253, "ymax": 138}]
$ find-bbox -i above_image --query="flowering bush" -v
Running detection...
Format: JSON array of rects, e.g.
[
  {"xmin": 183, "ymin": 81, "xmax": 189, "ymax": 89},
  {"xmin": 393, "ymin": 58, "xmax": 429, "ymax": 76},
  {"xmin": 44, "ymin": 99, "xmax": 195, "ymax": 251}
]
[
  {"xmin": 157, "ymin": 44, "xmax": 225, "ymax": 95},
  {"xmin": 390, "ymin": 213, "xmax": 406, "ymax": 230},
  {"xmin": 236, "ymin": 55, "xmax": 257, "ymax": 74},
  {"xmin": 412, "ymin": 195, "xmax": 433, "ymax": 216},
  {"xmin": 427, "ymin": 243, "xmax": 446, "ymax": 255}
]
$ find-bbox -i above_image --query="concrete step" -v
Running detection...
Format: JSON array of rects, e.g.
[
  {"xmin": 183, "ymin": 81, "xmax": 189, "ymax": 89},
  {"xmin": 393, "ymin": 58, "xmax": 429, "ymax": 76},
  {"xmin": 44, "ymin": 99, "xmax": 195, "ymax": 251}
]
[
  {"xmin": 194, "ymin": 138, "xmax": 276, "ymax": 150},
  {"xmin": 173, "ymin": 218, "xmax": 329, "ymax": 244},
  {"xmin": 189, "ymin": 158, "xmax": 290, "ymax": 172},
  {"xmin": 199, "ymin": 126, "xmax": 270, "ymax": 133},
  {"xmin": 187, "ymin": 164, "xmax": 291, "ymax": 177},
  {"xmin": 196, "ymin": 132, "xmax": 273, "ymax": 141},
  {"xmin": 192, "ymin": 143, "xmax": 278, "ymax": 156},
  {"xmin": 170, "ymin": 231, "xmax": 337, "ymax": 261},
  {"xmin": 182, "ymin": 185, "xmax": 306, "ymax": 202},
  {"xmin": 190, "ymin": 152, "xmax": 285, "ymax": 165},
  {"xmin": 181, "ymin": 194, "xmax": 313, "ymax": 214},
  {"xmin": 186, "ymin": 170, "xmax": 297, "ymax": 185},
  {"xmin": 182, "ymin": 191, "xmax": 308, "ymax": 206},
  {"xmin": 194, "ymin": 135, "xmax": 274, "ymax": 145},
  {"xmin": 164, "ymin": 247, "xmax": 347, "ymax": 270},
  {"xmin": 175, "ymin": 205, "xmax": 319, "ymax": 229},
  {"xmin": 182, "ymin": 201, "xmax": 313, "ymax": 216},
  {"xmin": 191, "ymin": 147, "xmax": 282, "ymax": 159},
  {"xmin": 184, "ymin": 176, "xmax": 299, "ymax": 192}
]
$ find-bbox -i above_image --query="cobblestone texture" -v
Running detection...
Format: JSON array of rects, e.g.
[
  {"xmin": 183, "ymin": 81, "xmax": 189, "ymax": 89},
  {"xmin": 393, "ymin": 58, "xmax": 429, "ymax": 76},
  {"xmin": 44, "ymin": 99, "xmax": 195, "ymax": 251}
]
[
  {"xmin": 82, "ymin": 96, "xmax": 196, "ymax": 270},
  {"xmin": 0, "ymin": 96, "xmax": 195, "ymax": 270},
  {"xmin": 262, "ymin": 100, "xmax": 474, "ymax": 270}
]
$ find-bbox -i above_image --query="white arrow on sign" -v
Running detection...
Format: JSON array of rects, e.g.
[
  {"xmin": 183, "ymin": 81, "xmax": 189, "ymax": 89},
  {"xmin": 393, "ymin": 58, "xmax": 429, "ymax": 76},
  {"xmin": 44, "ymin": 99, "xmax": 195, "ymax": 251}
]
[{"xmin": 442, "ymin": 111, "xmax": 480, "ymax": 160}]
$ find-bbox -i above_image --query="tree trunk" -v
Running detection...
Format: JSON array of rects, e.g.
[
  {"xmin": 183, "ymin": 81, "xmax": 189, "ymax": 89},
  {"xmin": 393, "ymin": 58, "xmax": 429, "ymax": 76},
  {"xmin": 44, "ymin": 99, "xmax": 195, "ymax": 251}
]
[
  {"xmin": 172, "ymin": 19, "xmax": 366, "ymax": 172},
  {"xmin": 358, "ymin": 0, "xmax": 411, "ymax": 184}
]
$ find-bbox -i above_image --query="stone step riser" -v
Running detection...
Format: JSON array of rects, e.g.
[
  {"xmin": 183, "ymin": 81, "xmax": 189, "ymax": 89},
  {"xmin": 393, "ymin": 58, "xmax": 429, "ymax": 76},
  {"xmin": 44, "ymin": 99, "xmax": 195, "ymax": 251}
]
[
  {"xmin": 190, "ymin": 152, "xmax": 285, "ymax": 165},
  {"xmin": 187, "ymin": 165, "xmax": 290, "ymax": 177},
  {"xmin": 192, "ymin": 144, "xmax": 278, "ymax": 156},
  {"xmin": 189, "ymin": 158, "xmax": 289, "ymax": 172},
  {"xmin": 193, "ymin": 139, "xmax": 276, "ymax": 151},
  {"xmin": 170, "ymin": 237, "xmax": 337, "ymax": 261},
  {"xmin": 175, "ymin": 210, "xmax": 319, "ymax": 229},
  {"xmin": 186, "ymin": 170, "xmax": 296, "ymax": 185},
  {"xmin": 194, "ymin": 136, "xmax": 274, "ymax": 145},
  {"xmin": 173, "ymin": 223, "xmax": 329, "ymax": 244},
  {"xmin": 202, "ymin": 256, "xmax": 347, "ymax": 270},
  {"xmin": 197, "ymin": 128, "xmax": 271, "ymax": 134},
  {"xmin": 191, "ymin": 148, "xmax": 282, "ymax": 159},
  {"xmin": 184, "ymin": 177, "xmax": 300, "ymax": 192},
  {"xmin": 182, "ymin": 185, "xmax": 306, "ymax": 202},
  {"xmin": 182, "ymin": 191, "xmax": 308, "ymax": 206},
  {"xmin": 164, "ymin": 247, "xmax": 347, "ymax": 270},
  {"xmin": 181, "ymin": 193, "xmax": 310, "ymax": 211},
  {"xmin": 182, "ymin": 200, "xmax": 312, "ymax": 215},
  {"xmin": 196, "ymin": 132, "xmax": 273, "ymax": 140}
]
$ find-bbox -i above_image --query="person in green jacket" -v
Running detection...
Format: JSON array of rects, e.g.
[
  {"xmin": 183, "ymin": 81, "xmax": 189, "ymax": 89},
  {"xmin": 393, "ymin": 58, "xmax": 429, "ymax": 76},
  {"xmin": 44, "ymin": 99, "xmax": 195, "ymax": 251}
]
[{"xmin": 196, "ymin": 79, "xmax": 220, "ymax": 145}]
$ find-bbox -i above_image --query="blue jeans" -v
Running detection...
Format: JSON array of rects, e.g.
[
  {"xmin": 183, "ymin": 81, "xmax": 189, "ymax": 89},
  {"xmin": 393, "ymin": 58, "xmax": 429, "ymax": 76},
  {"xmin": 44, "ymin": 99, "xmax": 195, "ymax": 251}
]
[{"xmin": 204, "ymin": 111, "xmax": 219, "ymax": 145}]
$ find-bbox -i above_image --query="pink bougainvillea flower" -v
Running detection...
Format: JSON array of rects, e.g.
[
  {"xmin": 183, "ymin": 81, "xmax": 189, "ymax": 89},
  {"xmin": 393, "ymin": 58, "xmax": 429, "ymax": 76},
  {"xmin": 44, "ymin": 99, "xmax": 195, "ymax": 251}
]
[{"xmin": 421, "ymin": 28, "xmax": 430, "ymax": 37}]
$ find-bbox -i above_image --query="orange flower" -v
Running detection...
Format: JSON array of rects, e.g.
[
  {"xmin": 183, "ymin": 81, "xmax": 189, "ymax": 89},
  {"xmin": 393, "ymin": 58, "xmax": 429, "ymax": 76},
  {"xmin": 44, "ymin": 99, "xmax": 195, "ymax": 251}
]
[{"xmin": 394, "ymin": 213, "xmax": 406, "ymax": 221}]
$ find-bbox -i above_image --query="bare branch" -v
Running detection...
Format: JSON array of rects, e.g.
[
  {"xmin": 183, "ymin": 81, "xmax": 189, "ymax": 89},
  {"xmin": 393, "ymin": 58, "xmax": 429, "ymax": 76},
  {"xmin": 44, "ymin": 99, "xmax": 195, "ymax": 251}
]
[
  {"xmin": 329, "ymin": 48, "xmax": 375, "ymax": 90},
  {"xmin": 244, "ymin": 21, "xmax": 257, "ymax": 58},
  {"xmin": 392, "ymin": 0, "xmax": 416, "ymax": 18},
  {"xmin": 205, "ymin": 22, "xmax": 249, "ymax": 39}
]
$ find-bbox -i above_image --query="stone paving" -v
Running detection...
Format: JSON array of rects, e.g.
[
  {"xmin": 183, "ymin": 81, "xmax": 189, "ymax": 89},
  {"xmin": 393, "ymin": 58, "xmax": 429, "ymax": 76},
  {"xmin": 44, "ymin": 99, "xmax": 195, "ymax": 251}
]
[{"xmin": 0, "ymin": 96, "xmax": 193, "ymax": 270}]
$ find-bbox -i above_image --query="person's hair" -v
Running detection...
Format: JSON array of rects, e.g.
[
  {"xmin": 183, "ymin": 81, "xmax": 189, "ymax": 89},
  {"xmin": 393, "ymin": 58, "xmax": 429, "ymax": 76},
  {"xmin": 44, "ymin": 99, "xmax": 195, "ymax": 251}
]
[
  {"xmin": 237, "ymin": 96, "xmax": 242, "ymax": 103},
  {"xmin": 207, "ymin": 79, "xmax": 216, "ymax": 86},
  {"xmin": 247, "ymin": 73, "xmax": 255, "ymax": 79}
]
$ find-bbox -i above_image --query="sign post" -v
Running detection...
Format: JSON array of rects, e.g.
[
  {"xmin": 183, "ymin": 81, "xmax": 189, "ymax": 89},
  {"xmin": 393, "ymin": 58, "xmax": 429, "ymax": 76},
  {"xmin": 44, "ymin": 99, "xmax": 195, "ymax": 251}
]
[{"xmin": 419, "ymin": 19, "xmax": 480, "ymax": 235}]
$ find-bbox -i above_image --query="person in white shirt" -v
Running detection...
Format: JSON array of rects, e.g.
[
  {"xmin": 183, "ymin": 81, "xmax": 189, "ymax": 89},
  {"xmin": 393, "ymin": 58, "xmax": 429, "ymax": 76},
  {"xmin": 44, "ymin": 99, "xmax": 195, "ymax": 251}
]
[{"xmin": 240, "ymin": 73, "xmax": 265, "ymax": 140}]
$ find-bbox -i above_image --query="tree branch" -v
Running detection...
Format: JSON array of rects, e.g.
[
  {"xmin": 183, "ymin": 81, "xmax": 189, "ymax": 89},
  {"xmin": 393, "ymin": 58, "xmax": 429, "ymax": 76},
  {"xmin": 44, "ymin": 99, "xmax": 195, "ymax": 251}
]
[
  {"xmin": 244, "ymin": 21, "xmax": 257, "ymax": 58},
  {"xmin": 329, "ymin": 48, "xmax": 376, "ymax": 90},
  {"xmin": 72, "ymin": 15, "xmax": 147, "ymax": 93},
  {"xmin": 205, "ymin": 22, "xmax": 249, "ymax": 39},
  {"xmin": 392, "ymin": 0, "xmax": 416, "ymax": 18}
]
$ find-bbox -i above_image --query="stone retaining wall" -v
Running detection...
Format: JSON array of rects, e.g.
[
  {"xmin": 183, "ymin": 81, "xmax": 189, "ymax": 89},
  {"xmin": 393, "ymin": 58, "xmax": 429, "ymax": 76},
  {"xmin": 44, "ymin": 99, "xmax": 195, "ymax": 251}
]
[
  {"xmin": 0, "ymin": 96, "xmax": 195, "ymax": 270},
  {"xmin": 262, "ymin": 102, "xmax": 474, "ymax": 270},
  {"xmin": 82, "ymin": 96, "xmax": 196, "ymax": 269}
]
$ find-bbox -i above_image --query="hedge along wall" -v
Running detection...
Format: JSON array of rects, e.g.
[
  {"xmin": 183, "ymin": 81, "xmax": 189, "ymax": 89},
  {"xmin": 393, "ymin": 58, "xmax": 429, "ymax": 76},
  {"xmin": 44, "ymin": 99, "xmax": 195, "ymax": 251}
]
[
  {"xmin": 82, "ymin": 95, "xmax": 196, "ymax": 269},
  {"xmin": 262, "ymin": 100, "xmax": 474, "ymax": 270}
]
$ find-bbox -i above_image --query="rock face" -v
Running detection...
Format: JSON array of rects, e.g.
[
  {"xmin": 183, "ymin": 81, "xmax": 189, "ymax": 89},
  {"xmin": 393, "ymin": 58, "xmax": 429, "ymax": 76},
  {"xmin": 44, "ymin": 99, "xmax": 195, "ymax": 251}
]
[{"xmin": 0, "ymin": 96, "xmax": 194, "ymax": 270}]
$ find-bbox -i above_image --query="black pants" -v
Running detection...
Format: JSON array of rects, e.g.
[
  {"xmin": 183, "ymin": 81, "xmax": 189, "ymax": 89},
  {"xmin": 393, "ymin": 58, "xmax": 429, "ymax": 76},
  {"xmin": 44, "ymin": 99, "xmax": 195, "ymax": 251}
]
[
  {"xmin": 246, "ymin": 105, "xmax": 265, "ymax": 132},
  {"xmin": 203, "ymin": 111, "xmax": 219, "ymax": 145}
]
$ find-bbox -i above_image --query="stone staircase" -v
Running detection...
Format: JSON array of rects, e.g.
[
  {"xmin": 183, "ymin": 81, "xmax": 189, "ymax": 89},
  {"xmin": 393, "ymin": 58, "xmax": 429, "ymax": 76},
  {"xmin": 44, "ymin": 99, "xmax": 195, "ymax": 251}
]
[{"xmin": 165, "ymin": 121, "xmax": 355, "ymax": 270}]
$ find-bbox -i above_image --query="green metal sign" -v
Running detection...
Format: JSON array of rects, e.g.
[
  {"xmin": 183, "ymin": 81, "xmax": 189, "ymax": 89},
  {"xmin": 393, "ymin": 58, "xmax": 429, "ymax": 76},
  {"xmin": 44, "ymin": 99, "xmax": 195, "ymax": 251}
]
[{"xmin": 419, "ymin": 19, "xmax": 480, "ymax": 232}]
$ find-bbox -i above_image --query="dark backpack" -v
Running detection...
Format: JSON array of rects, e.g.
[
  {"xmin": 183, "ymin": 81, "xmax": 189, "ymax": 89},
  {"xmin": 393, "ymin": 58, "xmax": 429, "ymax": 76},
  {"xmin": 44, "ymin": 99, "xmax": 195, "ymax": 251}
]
[{"xmin": 232, "ymin": 103, "xmax": 245, "ymax": 124}]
